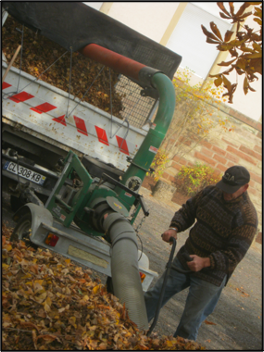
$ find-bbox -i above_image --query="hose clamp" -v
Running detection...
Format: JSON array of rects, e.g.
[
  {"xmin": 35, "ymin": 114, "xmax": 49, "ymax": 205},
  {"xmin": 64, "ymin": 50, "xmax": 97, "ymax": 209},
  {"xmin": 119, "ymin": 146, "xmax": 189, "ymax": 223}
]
[
  {"xmin": 105, "ymin": 217, "xmax": 130, "ymax": 237},
  {"xmin": 138, "ymin": 67, "xmax": 163, "ymax": 88},
  {"xmin": 111, "ymin": 236, "xmax": 138, "ymax": 250},
  {"xmin": 105, "ymin": 217, "xmax": 138, "ymax": 249}
]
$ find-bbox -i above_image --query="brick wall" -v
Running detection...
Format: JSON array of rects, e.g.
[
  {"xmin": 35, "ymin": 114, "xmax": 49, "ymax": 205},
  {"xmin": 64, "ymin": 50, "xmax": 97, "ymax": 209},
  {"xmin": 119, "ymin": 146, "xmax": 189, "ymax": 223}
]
[{"xmin": 162, "ymin": 104, "xmax": 262, "ymax": 239}]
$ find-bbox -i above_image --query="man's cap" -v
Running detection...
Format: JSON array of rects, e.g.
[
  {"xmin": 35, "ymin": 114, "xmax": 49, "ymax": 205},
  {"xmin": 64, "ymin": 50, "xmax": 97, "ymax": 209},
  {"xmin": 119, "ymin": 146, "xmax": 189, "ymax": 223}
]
[{"xmin": 216, "ymin": 166, "xmax": 250, "ymax": 194}]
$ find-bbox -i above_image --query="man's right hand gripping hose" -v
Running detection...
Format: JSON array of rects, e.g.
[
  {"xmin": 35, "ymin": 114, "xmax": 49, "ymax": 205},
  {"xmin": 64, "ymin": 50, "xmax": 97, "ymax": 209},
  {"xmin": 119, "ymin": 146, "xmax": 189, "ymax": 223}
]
[
  {"xmin": 163, "ymin": 235, "xmax": 193, "ymax": 274},
  {"xmin": 161, "ymin": 228, "xmax": 177, "ymax": 244}
]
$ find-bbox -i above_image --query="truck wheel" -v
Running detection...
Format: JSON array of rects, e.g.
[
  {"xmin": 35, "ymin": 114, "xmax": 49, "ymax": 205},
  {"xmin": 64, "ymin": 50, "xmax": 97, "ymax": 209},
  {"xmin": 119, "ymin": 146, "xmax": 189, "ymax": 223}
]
[
  {"xmin": 11, "ymin": 214, "xmax": 38, "ymax": 249},
  {"xmin": 10, "ymin": 195, "xmax": 25, "ymax": 212},
  {"xmin": 106, "ymin": 276, "xmax": 114, "ymax": 294}
]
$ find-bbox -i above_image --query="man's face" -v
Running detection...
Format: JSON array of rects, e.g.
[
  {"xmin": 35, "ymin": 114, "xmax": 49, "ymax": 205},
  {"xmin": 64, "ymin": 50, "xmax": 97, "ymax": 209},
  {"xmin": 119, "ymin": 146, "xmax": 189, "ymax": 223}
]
[{"xmin": 222, "ymin": 184, "xmax": 248, "ymax": 201}]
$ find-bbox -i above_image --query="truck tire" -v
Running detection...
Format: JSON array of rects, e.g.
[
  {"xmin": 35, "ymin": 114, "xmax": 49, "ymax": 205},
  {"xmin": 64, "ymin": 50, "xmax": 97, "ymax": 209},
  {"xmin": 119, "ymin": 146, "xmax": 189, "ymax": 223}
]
[
  {"xmin": 11, "ymin": 214, "xmax": 38, "ymax": 249},
  {"xmin": 10, "ymin": 195, "xmax": 25, "ymax": 212},
  {"xmin": 106, "ymin": 276, "xmax": 114, "ymax": 294}
]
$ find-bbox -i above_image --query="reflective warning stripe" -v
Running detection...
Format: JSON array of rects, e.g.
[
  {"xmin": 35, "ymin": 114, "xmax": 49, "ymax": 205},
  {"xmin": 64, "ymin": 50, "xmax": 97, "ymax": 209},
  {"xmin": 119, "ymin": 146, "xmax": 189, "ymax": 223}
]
[
  {"xmin": 2, "ymin": 81, "xmax": 131, "ymax": 155},
  {"xmin": 8, "ymin": 91, "xmax": 34, "ymax": 103},
  {"xmin": 74, "ymin": 115, "xmax": 88, "ymax": 136},
  {"xmin": 116, "ymin": 135, "xmax": 129, "ymax": 155},
  {"xmin": 30, "ymin": 102, "xmax": 57, "ymax": 114},
  {"xmin": 95, "ymin": 126, "xmax": 109, "ymax": 146},
  {"xmin": 52, "ymin": 115, "xmax": 67, "ymax": 126},
  {"xmin": 2, "ymin": 82, "xmax": 11, "ymax": 90}
]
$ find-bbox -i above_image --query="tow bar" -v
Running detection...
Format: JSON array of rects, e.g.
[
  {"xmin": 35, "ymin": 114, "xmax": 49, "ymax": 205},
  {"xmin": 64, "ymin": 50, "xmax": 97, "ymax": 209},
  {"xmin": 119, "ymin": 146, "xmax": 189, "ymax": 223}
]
[{"xmin": 147, "ymin": 236, "xmax": 192, "ymax": 336}]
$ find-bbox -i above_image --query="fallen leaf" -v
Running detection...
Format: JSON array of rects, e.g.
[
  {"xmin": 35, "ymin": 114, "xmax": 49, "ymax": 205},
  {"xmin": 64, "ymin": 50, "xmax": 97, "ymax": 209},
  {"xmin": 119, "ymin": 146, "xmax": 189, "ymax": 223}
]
[
  {"xmin": 29, "ymin": 265, "xmax": 39, "ymax": 274},
  {"xmin": 204, "ymin": 319, "xmax": 217, "ymax": 325},
  {"xmin": 5, "ymin": 244, "xmax": 13, "ymax": 252},
  {"xmin": 37, "ymin": 334, "xmax": 62, "ymax": 344},
  {"xmin": 32, "ymin": 330, "xmax": 38, "ymax": 350},
  {"xmin": 98, "ymin": 342, "xmax": 108, "ymax": 349},
  {"xmin": 35, "ymin": 291, "xmax": 47, "ymax": 304},
  {"xmin": 43, "ymin": 296, "xmax": 52, "ymax": 312},
  {"xmin": 19, "ymin": 321, "xmax": 40, "ymax": 332},
  {"xmin": 92, "ymin": 284, "xmax": 101, "ymax": 294}
]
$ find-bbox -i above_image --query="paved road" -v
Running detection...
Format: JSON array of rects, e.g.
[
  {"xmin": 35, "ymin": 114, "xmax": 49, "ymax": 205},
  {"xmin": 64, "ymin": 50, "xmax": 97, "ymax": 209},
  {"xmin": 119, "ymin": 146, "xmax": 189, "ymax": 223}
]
[{"xmin": 2, "ymin": 189, "xmax": 262, "ymax": 350}]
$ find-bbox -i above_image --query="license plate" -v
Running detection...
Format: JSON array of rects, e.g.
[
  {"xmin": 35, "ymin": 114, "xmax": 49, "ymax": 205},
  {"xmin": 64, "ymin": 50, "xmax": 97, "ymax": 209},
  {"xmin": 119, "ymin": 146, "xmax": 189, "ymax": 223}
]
[{"xmin": 3, "ymin": 161, "xmax": 46, "ymax": 185}]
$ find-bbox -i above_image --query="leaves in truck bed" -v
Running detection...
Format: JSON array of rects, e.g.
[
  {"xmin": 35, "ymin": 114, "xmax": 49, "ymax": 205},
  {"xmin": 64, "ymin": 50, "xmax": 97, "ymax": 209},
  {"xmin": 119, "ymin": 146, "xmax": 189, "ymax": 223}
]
[
  {"xmin": 2, "ymin": 223, "xmax": 205, "ymax": 350},
  {"xmin": 2, "ymin": 16, "xmax": 124, "ymax": 118}
]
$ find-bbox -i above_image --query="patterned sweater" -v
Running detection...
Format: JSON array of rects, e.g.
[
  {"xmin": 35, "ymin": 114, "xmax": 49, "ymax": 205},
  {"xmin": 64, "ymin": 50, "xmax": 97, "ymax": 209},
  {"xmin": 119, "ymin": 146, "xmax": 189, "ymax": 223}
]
[{"xmin": 170, "ymin": 186, "xmax": 258, "ymax": 287}]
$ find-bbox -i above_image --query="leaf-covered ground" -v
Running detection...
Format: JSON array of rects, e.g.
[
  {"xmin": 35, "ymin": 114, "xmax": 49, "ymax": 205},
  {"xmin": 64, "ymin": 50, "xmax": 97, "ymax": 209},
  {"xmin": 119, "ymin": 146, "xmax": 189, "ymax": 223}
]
[{"xmin": 2, "ymin": 224, "xmax": 205, "ymax": 350}]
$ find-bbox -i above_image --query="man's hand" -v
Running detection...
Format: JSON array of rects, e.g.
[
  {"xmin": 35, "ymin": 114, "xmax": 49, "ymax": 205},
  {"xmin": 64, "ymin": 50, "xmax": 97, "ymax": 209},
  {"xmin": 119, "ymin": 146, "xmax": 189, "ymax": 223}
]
[
  {"xmin": 161, "ymin": 229, "xmax": 177, "ymax": 245},
  {"xmin": 187, "ymin": 255, "xmax": 211, "ymax": 272}
]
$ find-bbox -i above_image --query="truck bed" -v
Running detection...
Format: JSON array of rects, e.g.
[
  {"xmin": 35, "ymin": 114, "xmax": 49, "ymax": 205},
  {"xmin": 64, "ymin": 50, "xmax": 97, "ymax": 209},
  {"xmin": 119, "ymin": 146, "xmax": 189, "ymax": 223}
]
[{"xmin": 2, "ymin": 62, "xmax": 147, "ymax": 171}]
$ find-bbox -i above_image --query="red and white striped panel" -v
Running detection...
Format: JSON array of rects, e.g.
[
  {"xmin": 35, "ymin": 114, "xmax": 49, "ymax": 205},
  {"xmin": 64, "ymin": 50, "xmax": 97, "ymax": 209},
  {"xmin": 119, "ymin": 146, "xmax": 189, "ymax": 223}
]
[{"xmin": 2, "ymin": 82, "xmax": 130, "ymax": 155}]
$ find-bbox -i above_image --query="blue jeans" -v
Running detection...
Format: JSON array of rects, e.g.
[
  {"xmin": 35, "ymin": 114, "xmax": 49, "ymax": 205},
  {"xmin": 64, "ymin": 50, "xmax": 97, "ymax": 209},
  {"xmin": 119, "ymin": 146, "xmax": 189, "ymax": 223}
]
[{"xmin": 144, "ymin": 257, "xmax": 226, "ymax": 341}]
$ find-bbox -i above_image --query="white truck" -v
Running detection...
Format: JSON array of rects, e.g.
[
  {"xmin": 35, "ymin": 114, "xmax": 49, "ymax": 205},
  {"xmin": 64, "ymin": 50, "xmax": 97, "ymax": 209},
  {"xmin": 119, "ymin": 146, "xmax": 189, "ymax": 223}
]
[{"xmin": 2, "ymin": 2, "xmax": 181, "ymax": 330}]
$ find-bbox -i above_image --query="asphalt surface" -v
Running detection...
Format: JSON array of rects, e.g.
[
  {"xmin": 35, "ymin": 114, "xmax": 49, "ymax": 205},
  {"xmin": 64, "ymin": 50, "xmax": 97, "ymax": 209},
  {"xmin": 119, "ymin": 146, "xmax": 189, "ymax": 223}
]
[{"xmin": 2, "ymin": 188, "xmax": 263, "ymax": 350}]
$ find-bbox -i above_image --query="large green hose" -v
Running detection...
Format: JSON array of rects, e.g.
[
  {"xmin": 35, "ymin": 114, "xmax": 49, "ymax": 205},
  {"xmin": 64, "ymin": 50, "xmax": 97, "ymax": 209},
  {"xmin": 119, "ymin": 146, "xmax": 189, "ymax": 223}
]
[{"xmin": 117, "ymin": 72, "xmax": 176, "ymax": 206}]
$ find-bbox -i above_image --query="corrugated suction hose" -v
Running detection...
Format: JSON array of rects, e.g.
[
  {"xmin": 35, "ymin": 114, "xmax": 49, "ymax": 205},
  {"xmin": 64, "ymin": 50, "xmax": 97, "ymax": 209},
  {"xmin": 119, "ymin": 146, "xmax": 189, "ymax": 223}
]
[{"xmin": 103, "ymin": 212, "xmax": 148, "ymax": 330}]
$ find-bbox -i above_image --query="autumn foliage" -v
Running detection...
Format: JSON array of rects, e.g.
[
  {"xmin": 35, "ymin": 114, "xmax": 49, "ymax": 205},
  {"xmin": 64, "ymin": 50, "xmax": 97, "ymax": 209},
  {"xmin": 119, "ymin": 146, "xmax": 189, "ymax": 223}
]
[
  {"xmin": 174, "ymin": 164, "xmax": 221, "ymax": 197},
  {"xmin": 2, "ymin": 224, "xmax": 205, "ymax": 350},
  {"xmin": 201, "ymin": 2, "xmax": 262, "ymax": 103}
]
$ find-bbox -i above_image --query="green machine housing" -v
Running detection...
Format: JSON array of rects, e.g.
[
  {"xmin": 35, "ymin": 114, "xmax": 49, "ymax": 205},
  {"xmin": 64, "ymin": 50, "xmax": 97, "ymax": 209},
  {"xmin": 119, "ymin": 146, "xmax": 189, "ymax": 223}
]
[{"xmin": 45, "ymin": 44, "xmax": 176, "ymax": 242}]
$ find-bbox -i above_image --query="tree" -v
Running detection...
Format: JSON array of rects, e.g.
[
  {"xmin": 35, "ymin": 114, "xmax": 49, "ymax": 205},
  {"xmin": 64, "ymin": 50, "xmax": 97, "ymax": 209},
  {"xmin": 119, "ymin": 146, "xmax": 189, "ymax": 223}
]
[
  {"xmin": 148, "ymin": 67, "xmax": 234, "ymax": 181},
  {"xmin": 201, "ymin": 2, "xmax": 262, "ymax": 103}
]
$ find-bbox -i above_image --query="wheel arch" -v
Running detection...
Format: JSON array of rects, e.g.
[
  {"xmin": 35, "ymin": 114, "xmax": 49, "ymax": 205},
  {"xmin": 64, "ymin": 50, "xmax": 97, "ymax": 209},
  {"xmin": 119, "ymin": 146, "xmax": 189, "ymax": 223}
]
[{"xmin": 13, "ymin": 203, "xmax": 53, "ymax": 235}]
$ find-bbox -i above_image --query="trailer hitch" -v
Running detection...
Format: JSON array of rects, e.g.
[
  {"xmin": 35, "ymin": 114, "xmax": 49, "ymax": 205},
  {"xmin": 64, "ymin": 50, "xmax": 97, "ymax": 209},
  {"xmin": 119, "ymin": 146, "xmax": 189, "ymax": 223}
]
[{"xmin": 146, "ymin": 237, "xmax": 192, "ymax": 336}]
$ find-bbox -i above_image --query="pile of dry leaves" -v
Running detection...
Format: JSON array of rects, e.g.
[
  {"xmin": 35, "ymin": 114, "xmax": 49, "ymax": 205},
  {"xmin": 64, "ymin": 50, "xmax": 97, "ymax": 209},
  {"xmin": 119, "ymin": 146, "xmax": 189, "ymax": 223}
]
[
  {"xmin": 2, "ymin": 16, "xmax": 124, "ymax": 118},
  {"xmin": 2, "ymin": 224, "xmax": 205, "ymax": 350}
]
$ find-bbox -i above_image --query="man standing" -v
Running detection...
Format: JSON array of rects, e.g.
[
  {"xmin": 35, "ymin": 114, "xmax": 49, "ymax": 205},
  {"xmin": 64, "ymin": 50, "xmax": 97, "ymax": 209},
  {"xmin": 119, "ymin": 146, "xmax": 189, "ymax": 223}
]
[{"xmin": 144, "ymin": 165, "xmax": 258, "ymax": 341}]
